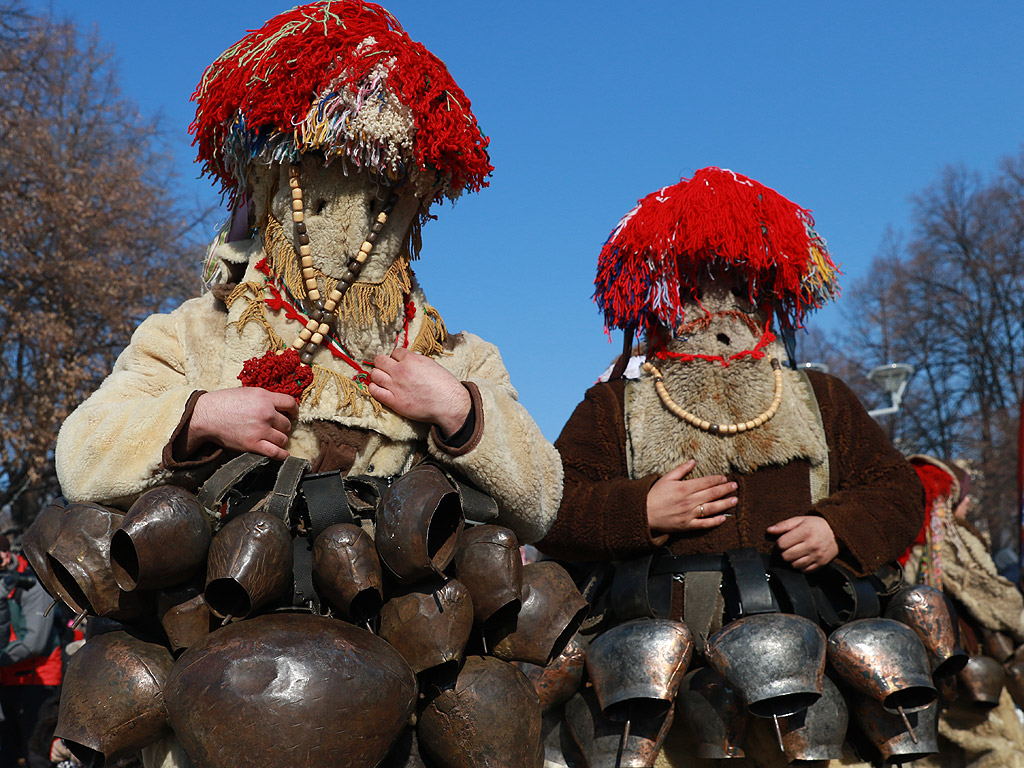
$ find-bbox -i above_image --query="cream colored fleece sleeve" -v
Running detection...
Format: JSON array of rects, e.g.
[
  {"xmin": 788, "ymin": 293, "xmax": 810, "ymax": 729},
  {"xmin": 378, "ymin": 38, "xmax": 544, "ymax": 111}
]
[
  {"xmin": 55, "ymin": 297, "xmax": 225, "ymax": 507},
  {"xmin": 427, "ymin": 332, "xmax": 563, "ymax": 544}
]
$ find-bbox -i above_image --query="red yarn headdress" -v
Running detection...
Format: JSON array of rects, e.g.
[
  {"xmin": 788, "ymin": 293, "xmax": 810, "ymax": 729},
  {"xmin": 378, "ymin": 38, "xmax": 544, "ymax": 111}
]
[
  {"xmin": 594, "ymin": 168, "xmax": 840, "ymax": 338},
  {"xmin": 191, "ymin": 1, "xmax": 492, "ymax": 202}
]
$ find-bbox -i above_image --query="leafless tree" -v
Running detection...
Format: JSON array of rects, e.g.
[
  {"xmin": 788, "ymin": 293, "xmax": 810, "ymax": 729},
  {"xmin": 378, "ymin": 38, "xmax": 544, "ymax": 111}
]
[
  {"xmin": 0, "ymin": 5, "xmax": 203, "ymax": 529},
  {"xmin": 826, "ymin": 152, "xmax": 1024, "ymax": 552}
]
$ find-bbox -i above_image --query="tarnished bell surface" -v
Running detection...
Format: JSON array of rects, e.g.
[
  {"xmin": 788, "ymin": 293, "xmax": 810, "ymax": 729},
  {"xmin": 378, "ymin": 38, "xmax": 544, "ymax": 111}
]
[
  {"xmin": 22, "ymin": 497, "xmax": 76, "ymax": 611},
  {"xmin": 884, "ymin": 585, "xmax": 968, "ymax": 677},
  {"xmin": 957, "ymin": 655, "xmax": 1005, "ymax": 707},
  {"xmin": 379, "ymin": 578, "xmax": 474, "ymax": 674},
  {"xmin": 205, "ymin": 509, "xmax": 292, "ymax": 619},
  {"xmin": 565, "ymin": 686, "xmax": 674, "ymax": 768},
  {"xmin": 516, "ymin": 633, "xmax": 587, "ymax": 712},
  {"xmin": 110, "ymin": 486, "xmax": 211, "ymax": 592},
  {"xmin": 706, "ymin": 613, "xmax": 826, "ymax": 718},
  {"xmin": 453, "ymin": 524, "xmax": 523, "ymax": 623},
  {"xmin": 827, "ymin": 618, "xmax": 936, "ymax": 714},
  {"xmin": 587, "ymin": 618, "xmax": 693, "ymax": 721},
  {"xmin": 418, "ymin": 655, "xmax": 543, "ymax": 768},
  {"xmin": 57, "ymin": 630, "xmax": 174, "ymax": 766},
  {"xmin": 777, "ymin": 675, "xmax": 848, "ymax": 762},
  {"xmin": 165, "ymin": 613, "xmax": 417, "ymax": 768},
  {"xmin": 1006, "ymin": 652, "xmax": 1024, "ymax": 710},
  {"xmin": 156, "ymin": 587, "xmax": 211, "ymax": 654},
  {"xmin": 851, "ymin": 695, "xmax": 939, "ymax": 764},
  {"xmin": 676, "ymin": 666, "xmax": 749, "ymax": 759},
  {"xmin": 983, "ymin": 634, "xmax": 1015, "ymax": 663},
  {"xmin": 490, "ymin": 561, "xmax": 589, "ymax": 666},
  {"xmin": 312, "ymin": 523, "xmax": 383, "ymax": 621},
  {"xmin": 376, "ymin": 463, "xmax": 464, "ymax": 583},
  {"xmin": 47, "ymin": 503, "xmax": 150, "ymax": 620},
  {"xmin": 984, "ymin": 630, "xmax": 1017, "ymax": 663}
]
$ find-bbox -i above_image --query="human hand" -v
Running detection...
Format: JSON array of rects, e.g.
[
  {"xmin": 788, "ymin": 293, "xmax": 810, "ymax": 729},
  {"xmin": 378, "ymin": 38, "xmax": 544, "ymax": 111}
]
[
  {"xmin": 766, "ymin": 516, "xmax": 838, "ymax": 572},
  {"xmin": 646, "ymin": 459, "xmax": 738, "ymax": 533},
  {"xmin": 187, "ymin": 388, "xmax": 299, "ymax": 461},
  {"xmin": 368, "ymin": 348, "xmax": 471, "ymax": 437}
]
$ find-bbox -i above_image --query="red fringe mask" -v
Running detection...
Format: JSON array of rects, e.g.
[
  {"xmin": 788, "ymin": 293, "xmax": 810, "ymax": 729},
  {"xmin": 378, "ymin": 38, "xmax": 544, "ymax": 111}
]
[
  {"xmin": 191, "ymin": 0, "xmax": 492, "ymax": 202},
  {"xmin": 594, "ymin": 168, "xmax": 840, "ymax": 340}
]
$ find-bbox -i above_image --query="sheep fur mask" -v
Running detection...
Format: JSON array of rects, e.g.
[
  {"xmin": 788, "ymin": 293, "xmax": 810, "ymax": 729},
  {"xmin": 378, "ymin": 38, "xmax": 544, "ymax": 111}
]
[
  {"xmin": 597, "ymin": 168, "xmax": 841, "ymax": 479},
  {"xmin": 193, "ymin": 0, "xmax": 492, "ymax": 396}
]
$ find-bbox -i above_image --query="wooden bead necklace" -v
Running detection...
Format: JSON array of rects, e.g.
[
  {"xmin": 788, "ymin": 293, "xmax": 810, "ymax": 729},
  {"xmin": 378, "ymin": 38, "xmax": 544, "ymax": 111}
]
[
  {"xmin": 641, "ymin": 358, "xmax": 784, "ymax": 435},
  {"xmin": 286, "ymin": 162, "xmax": 398, "ymax": 365}
]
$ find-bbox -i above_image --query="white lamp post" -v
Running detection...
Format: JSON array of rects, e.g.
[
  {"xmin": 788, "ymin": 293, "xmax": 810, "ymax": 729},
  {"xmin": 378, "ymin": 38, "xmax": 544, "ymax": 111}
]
[{"xmin": 866, "ymin": 363, "xmax": 914, "ymax": 419}]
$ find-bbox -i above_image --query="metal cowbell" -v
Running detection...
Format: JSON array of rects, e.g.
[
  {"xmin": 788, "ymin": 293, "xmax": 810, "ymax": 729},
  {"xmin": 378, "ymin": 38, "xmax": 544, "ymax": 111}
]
[
  {"xmin": 828, "ymin": 618, "xmax": 936, "ymax": 714},
  {"xmin": 706, "ymin": 613, "xmax": 826, "ymax": 717},
  {"xmin": 587, "ymin": 618, "xmax": 693, "ymax": 722},
  {"xmin": 165, "ymin": 613, "xmax": 417, "ymax": 768}
]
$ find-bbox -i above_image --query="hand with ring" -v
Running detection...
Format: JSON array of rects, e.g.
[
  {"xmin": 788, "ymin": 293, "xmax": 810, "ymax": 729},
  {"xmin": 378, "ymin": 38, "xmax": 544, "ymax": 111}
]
[{"xmin": 647, "ymin": 458, "xmax": 738, "ymax": 534}]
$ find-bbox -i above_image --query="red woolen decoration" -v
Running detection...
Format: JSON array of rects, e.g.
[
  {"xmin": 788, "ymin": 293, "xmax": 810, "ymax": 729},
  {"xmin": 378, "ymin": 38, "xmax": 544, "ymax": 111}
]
[
  {"xmin": 238, "ymin": 349, "xmax": 314, "ymax": 398},
  {"xmin": 594, "ymin": 167, "xmax": 839, "ymax": 335},
  {"xmin": 191, "ymin": 0, "xmax": 491, "ymax": 198}
]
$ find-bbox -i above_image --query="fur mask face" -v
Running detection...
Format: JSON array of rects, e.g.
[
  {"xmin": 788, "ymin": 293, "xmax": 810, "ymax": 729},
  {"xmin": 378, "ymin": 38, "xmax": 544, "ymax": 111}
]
[
  {"xmin": 661, "ymin": 281, "xmax": 771, "ymax": 364},
  {"xmin": 254, "ymin": 160, "xmax": 424, "ymax": 285}
]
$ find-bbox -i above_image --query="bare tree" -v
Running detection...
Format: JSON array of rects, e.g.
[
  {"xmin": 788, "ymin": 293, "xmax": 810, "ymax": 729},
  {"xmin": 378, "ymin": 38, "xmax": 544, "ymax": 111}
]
[
  {"xmin": 0, "ymin": 6, "xmax": 202, "ymax": 529},
  {"xmin": 830, "ymin": 153, "xmax": 1024, "ymax": 552}
]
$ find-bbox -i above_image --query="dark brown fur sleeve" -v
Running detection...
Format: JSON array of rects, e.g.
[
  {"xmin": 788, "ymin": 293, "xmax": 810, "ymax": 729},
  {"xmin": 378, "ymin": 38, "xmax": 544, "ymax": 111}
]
[{"xmin": 537, "ymin": 381, "xmax": 661, "ymax": 561}]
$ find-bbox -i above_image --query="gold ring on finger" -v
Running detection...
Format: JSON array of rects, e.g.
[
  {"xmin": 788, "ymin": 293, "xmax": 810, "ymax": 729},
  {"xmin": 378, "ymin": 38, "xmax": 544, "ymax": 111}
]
[{"xmin": 699, "ymin": 504, "xmax": 705, "ymax": 516}]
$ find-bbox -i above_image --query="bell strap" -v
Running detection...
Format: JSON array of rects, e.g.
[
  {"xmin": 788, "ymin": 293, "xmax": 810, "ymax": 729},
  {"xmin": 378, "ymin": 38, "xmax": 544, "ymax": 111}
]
[
  {"xmin": 611, "ymin": 551, "xmax": 672, "ymax": 622},
  {"xmin": 724, "ymin": 548, "xmax": 778, "ymax": 618},
  {"xmin": 262, "ymin": 456, "xmax": 310, "ymax": 522},
  {"xmin": 197, "ymin": 452, "xmax": 271, "ymax": 511},
  {"xmin": 299, "ymin": 470, "xmax": 355, "ymax": 538},
  {"xmin": 810, "ymin": 561, "xmax": 881, "ymax": 629},
  {"xmin": 767, "ymin": 565, "xmax": 818, "ymax": 622}
]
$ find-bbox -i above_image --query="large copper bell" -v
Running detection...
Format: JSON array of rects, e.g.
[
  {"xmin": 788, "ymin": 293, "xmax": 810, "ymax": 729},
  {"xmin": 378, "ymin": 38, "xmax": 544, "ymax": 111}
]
[
  {"xmin": 312, "ymin": 523, "xmax": 384, "ymax": 622},
  {"xmin": 884, "ymin": 584, "xmax": 968, "ymax": 677},
  {"xmin": 21, "ymin": 497, "xmax": 75, "ymax": 611},
  {"xmin": 539, "ymin": 709, "xmax": 583, "ymax": 768},
  {"xmin": 204, "ymin": 509, "xmax": 292, "ymax": 619},
  {"xmin": 516, "ymin": 633, "xmax": 587, "ymax": 712},
  {"xmin": 828, "ymin": 618, "xmax": 936, "ymax": 714},
  {"xmin": 453, "ymin": 524, "xmax": 523, "ymax": 624},
  {"xmin": 376, "ymin": 463, "xmax": 464, "ymax": 583},
  {"xmin": 706, "ymin": 613, "xmax": 826, "ymax": 717},
  {"xmin": 57, "ymin": 630, "xmax": 174, "ymax": 766},
  {"xmin": 587, "ymin": 618, "xmax": 693, "ymax": 721},
  {"xmin": 490, "ymin": 561, "xmax": 589, "ymax": 666},
  {"xmin": 379, "ymin": 578, "xmax": 474, "ymax": 674},
  {"xmin": 957, "ymin": 655, "xmax": 1005, "ymax": 707},
  {"xmin": 110, "ymin": 486, "xmax": 211, "ymax": 592},
  {"xmin": 564, "ymin": 686, "xmax": 674, "ymax": 768},
  {"xmin": 165, "ymin": 613, "xmax": 417, "ymax": 768},
  {"xmin": 47, "ymin": 502, "xmax": 149, "ymax": 620},
  {"xmin": 417, "ymin": 655, "xmax": 543, "ymax": 768},
  {"xmin": 777, "ymin": 675, "xmax": 848, "ymax": 762},
  {"xmin": 851, "ymin": 695, "xmax": 939, "ymax": 764},
  {"xmin": 983, "ymin": 630, "xmax": 1017, "ymax": 663},
  {"xmin": 1006, "ymin": 646, "xmax": 1024, "ymax": 709},
  {"xmin": 676, "ymin": 666, "xmax": 750, "ymax": 759},
  {"xmin": 156, "ymin": 586, "xmax": 211, "ymax": 654}
]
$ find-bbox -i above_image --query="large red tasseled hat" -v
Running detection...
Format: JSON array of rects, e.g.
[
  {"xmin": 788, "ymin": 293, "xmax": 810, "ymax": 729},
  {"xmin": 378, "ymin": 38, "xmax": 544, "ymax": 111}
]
[
  {"xmin": 191, "ymin": 1, "xmax": 492, "ymax": 201},
  {"xmin": 594, "ymin": 168, "xmax": 840, "ymax": 336}
]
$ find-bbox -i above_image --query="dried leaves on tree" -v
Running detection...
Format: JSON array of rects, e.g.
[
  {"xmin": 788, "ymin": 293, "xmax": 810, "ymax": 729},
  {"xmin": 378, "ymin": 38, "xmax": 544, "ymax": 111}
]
[
  {"xmin": 822, "ymin": 151, "xmax": 1024, "ymax": 553},
  {"xmin": 0, "ymin": 7, "xmax": 199, "ymax": 527}
]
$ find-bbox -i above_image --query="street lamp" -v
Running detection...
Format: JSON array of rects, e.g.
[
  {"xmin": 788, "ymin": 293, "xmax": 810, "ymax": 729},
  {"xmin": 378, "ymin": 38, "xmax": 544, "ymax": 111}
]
[
  {"xmin": 866, "ymin": 363, "xmax": 914, "ymax": 419},
  {"xmin": 798, "ymin": 362, "xmax": 831, "ymax": 374}
]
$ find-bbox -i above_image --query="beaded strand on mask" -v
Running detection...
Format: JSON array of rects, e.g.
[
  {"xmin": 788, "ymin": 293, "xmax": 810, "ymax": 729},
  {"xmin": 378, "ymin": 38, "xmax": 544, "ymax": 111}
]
[
  {"xmin": 642, "ymin": 358, "xmax": 784, "ymax": 435},
  {"xmin": 286, "ymin": 162, "xmax": 398, "ymax": 364}
]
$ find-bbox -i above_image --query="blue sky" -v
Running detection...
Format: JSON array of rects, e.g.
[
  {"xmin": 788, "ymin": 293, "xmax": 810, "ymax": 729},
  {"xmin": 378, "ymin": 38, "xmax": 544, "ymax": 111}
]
[{"xmin": 28, "ymin": 1, "xmax": 1024, "ymax": 440}]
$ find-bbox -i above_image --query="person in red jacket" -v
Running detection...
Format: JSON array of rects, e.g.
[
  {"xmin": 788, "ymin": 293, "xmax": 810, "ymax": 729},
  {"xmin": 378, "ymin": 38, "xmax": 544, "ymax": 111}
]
[{"xmin": 0, "ymin": 534, "xmax": 63, "ymax": 768}]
